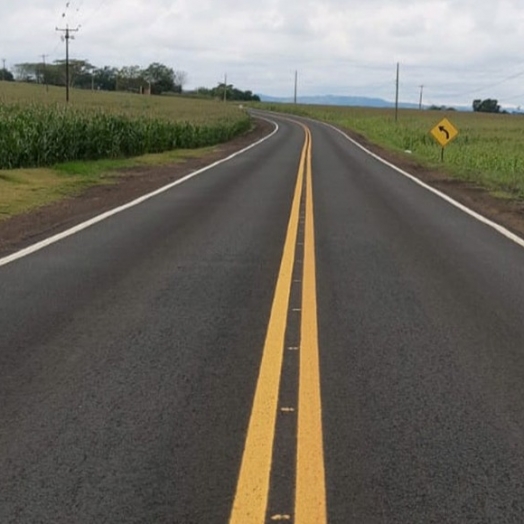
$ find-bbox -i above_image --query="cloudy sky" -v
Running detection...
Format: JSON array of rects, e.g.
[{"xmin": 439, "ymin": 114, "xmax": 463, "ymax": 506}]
[{"xmin": 3, "ymin": 0, "xmax": 524, "ymax": 108}]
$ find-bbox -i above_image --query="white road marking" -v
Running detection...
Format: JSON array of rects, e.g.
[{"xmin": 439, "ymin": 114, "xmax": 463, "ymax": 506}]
[
  {"xmin": 0, "ymin": 120, "xmax": 279, "ymax": 268},
  {"xmin": 253, "ymin": 109, "xmax": 524, "ymax": 251},
  {"xmin": 322, "ymin": 121, "xmax": 524, "ymax": 250}
]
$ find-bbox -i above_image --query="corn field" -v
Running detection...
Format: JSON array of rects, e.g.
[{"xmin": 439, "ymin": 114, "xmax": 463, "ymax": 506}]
[
  {"xmin": 0, "ymin": 102, "xmax": 251, "ymax": 169},
  {"xmin": 256, "ymin": 102, "xmax": 524, "ymax": 199}
]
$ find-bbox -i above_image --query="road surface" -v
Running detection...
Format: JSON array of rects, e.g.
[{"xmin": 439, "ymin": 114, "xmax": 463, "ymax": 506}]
[{"xmin": 2, "ymin": 113, "xmax": 524, "ymax": 523}]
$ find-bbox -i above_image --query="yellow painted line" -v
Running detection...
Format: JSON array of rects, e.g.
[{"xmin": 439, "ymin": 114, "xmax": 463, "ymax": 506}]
[
  {"xmin": 229, "ymin": 129, "xmax": 310, "ymax": 524},
  {"xmin": 295, "ymin": 127, "xmax": 327, "ymax": 524}
]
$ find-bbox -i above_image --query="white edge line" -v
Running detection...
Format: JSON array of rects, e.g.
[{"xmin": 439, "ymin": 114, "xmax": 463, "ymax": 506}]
[
  {"xmin": 256, "ymin": 109, "xmax": 524, "ymax": 250},
  {"xmin": 0, "ymin": 118, "xmax": 280, "ymax": 268},
  {"xmin": 323, "ymin": 121, "xmax": 524, "ymax": 249}
]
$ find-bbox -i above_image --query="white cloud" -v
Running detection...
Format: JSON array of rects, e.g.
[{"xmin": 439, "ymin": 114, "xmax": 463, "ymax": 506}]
[{"xmin": 2, "ymin": 0, "xmax": 524, "ymax": 106}]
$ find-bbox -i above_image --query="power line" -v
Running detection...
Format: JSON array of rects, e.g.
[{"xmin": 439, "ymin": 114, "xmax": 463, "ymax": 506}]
[
  {"xmin": 445, "ymin": 68, "xmax": 524, "ymax": 98},
  {"xmin": 78, "ymin": 0, "xmax": 109, "ymax": 28},
  {"xmin": 499, "ymin": 92, "xmax": 524, "ymax": 103},
  {"xmin": 42, "ymin": 2, "xmax": 74, "ymax": 60}
]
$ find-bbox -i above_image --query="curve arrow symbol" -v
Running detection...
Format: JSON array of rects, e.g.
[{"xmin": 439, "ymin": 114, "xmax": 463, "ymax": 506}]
[{"xmin": 439, "ymin": 126, "xmax": 450, "ymax": 140}]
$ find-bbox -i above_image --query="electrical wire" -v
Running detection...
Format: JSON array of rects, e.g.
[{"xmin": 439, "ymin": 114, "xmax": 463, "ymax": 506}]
[
  {"xmin": 78, "ymin": 0, "xmax": 109, "ymax": 28},
  {"xmin": 445, "ymin": 68, "xmax": 524, "ymax": 98}
]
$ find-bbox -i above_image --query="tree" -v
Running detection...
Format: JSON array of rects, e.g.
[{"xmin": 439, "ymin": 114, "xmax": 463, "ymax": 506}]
[
  {"xmin": 117, "ymin": 65, "xmax": 146, "ymax": 92},
  {"xmin": 473, "ymin": 98, "xmax": 501, "ymax": 113},
  {"xmin": 212, "ymin": 82, "xmax": 232, "ymax": 100},
  {"xmin": 15, "ymin": 62, "xmax": 65, "ymax": 86},
  {"xmin": 195, "ymin": 86, "xmax": 211, "ymax": 97},
  {"xmin": 44, "ymin": 63, "xmax": 65, "ymax": 87},
  {"xmin": 428, "ymin": 105, "xmax": 455, "ymax": 111},
  {"xmin": 13, "ymin": 63, "xmax": 38, "ymax": 82},
  {"xmin": 93, "ymin": 66, "xmax": 118, "ymax": 91},
  {"xmin": 207, "ymin": 83, "xmax": 260, "ymax": 101},
  {"xmin": 0, "ymin": 68, "xmax": 14, "ymax": 81},
  {"xmin": 144, "ymin": 62, "xmax": 175, "ymax": 94},
  {"xmin": 173, "ymin": 70, "xmax": 188, "ymax": 93},
  {"xmin": 59, "ymin": 59, "xmax": 94, "ymax": 88}
]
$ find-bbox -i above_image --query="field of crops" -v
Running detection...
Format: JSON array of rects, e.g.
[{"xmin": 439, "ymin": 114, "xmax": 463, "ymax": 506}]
[
  {"xmin": 0, "ymin": 82, "xmax": 251, "ymax": 169},
  {"xmin": 256, "ymin": 102, "xmax": 524, "ymax": 200}
]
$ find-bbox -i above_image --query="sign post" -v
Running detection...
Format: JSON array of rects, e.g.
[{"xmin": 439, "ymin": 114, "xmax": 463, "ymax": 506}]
[{"xmin": 430, "ymin": 118, "xmax": 459, "ymax": 161}]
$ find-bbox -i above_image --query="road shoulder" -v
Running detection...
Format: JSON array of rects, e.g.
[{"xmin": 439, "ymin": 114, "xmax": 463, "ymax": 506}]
[
  {"xmin": 335, "ymin": 124, "xmax": 524, "ymax": 241},
  {"xmin": 0, "ymin": 118, "xmax": 274, "ymax": 256}
]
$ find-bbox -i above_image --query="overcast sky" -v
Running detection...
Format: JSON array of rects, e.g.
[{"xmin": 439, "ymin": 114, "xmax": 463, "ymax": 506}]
[{"xmin": 3, "ymin": 0, "xmax": 524, "ymax": 107}]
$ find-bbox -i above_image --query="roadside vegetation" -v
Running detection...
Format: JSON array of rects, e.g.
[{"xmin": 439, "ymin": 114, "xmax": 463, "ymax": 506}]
[
  {"xmin": 0, "ymin": 147, "xmax": 218, "ymax": 221},
  {"xmin": 0, "ymin": 81, "xmax": 253, "ymax": 220},
  {"xmin": 0, "ymin": 82, "xmax": 251, "ymax": 170},
  {"xmin": 255, "ymin": 102, "xmax": 524, "ymax": 200}
]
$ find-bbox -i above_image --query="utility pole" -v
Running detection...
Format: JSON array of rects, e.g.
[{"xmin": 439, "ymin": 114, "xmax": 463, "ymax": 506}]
[
  {"xmin": 419, "ymin": 84, "xmax": 424, "ymax": 110},
  {"xmin": 1, "ymin": 58, "xmax": 5, "ymax": 81},
  {"xmin": 223, "ymin": 73, "xmax": 227, "ymax": 102},
  {"xmin": 294, "ymin": 70, "xmax": 298, "ymax": 104},
  {"xmin": 55, "ymin": 25, "xmax": 79, "ymax": 102},
  {"xmin": 41, "ymin": 54, "xmax": 49, "ymax": 92},
  {"xmin": 395, "ymin": 62, "xmax": 400, "ymax": 122}
]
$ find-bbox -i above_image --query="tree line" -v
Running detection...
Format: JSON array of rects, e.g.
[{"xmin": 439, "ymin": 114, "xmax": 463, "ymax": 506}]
[
  {"xmin": 472, "ymin": 98, "xmax": 503, "ymax": 113},
  {"xmin": 195, "ymin": 84, "xmax": 260, "ymax": 102},
  {"xmin": 0, "ymin": 60, "xmax": 261, "ymax": 101},
  {"xmin": 3, "ymin": 60, "xmax": 188, "ymax": 95}
]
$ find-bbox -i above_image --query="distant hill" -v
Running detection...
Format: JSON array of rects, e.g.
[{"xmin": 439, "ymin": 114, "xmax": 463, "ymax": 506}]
[
  {"xmin": 257, "ymin": 94, "xmax": 524, "ymax": 112},
  {"xmin": 258, "ymin": 94, "xmax": 421, "ymax": 109}
]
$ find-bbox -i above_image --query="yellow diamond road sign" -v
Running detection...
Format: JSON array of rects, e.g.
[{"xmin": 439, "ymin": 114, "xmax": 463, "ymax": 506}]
[{"xmin": 430, "ymin": 118, "xmax": 459, "ymax": 147}]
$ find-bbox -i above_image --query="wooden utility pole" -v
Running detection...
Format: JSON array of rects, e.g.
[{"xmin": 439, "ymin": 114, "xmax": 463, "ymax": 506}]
[
  {"xmin": 419, "ymin": 85, "xmax": 424, "ymax": 110},
  {"xmin": 395, "ymin": 62, "xmax": 400, "ymax": 122},
  {"xmin": 294, "ymin": 70, "xmax": 298, "ymax": 104},
  {"xmin": 224, "ymin": 73, "xmax": 227, "ymax": 102},
  {"xmin": 55, "ymin": 25, "xmax": 79, "ymax": 102},
  {"xmin": 41, "ymin": 54, "xmax": 49, "ymax": 92}
]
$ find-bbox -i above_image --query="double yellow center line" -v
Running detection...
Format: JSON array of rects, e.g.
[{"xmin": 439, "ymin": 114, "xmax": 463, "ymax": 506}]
[{"xmin": 229, "ymin": 124, "xmax": 326, "ymax": 524}]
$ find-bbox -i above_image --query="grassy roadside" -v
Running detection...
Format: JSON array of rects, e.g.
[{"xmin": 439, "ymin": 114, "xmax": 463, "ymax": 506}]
[
  {"xmin": 253, "ymin": 103, "xmax": 524, "ymax": 201},
  {"xmin": 0, "ymin": 146, "xmax": 216, "ymax": 221}
]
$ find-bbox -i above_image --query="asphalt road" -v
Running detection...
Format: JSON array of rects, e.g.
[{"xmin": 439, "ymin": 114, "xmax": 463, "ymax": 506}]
[{"xmin": 2, "ymin": 113, "xmax": 524, "ymax": 523}]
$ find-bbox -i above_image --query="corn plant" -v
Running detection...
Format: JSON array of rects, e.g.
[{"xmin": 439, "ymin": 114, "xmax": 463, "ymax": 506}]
[{"xmin": 0, "ymin": 101, "xmax": 250, "ymax": 169}]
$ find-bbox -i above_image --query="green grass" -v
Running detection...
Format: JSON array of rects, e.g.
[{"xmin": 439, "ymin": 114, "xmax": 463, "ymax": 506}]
[
  {"xmin": 0, "ymin": 81, "xmax": 251, "ymax": 169},
  {"xmin": 0, "ymin": 81, "xmax": 245, "ymax": 122},
  {"xmin": 254, "ymin": 102, "xmax": 524, "ymax": 200},
  {"xmin": 0, "ymin": 168, "xmax": 87, "ymax": 220},
  {"xmin": 0, "ymin": 146, "xmax": 218, "ymax": 220},
  {"xmin": 0, "ymin": 82, "xmax": 254, "ymax": 219}
]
